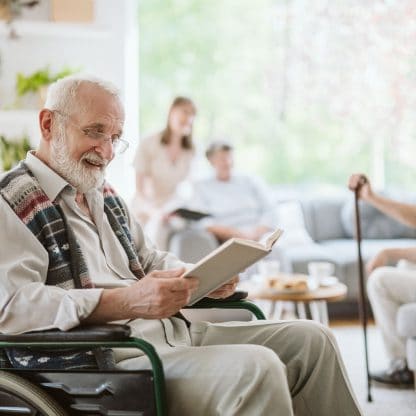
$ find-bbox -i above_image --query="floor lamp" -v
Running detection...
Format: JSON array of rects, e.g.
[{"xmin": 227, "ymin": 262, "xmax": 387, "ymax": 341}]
[{"xmin": 354, "ymin": 183, "xmax": 373, "ymax": 402}]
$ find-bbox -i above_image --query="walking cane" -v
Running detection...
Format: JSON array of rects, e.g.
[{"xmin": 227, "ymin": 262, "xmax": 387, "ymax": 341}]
[{"xmin": 354, "ymin": 177, "xmax": 373, "ymax": 402}]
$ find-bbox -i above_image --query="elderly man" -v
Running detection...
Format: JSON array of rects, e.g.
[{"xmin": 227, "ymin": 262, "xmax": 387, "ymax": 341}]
[
  {"xmin": 189, "ymin": 140, "xmax": 291, "ymax": 273},
  {"xmin": 191, "ymin": 141, "xmax": 275, "ymax": 243},
  {"xmin": 0, "ymin": 75, "xmax": 362, "ymax": 415},
  {"xmin": 349, "ymin": 173, "xmax": 416, "ymax": 387}
]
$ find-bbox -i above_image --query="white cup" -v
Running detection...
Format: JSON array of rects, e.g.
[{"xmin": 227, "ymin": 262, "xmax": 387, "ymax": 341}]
[
  {"xmin": 259, "ymin": 260, "xmax": 281, "ymax": 277},
  {"xmin": 307, "ymin": 261, "xmax": 334, "ymax": 289},
  {"xmin": 258, "ymin": 260, "xmax": 280, "ymax": 287}
]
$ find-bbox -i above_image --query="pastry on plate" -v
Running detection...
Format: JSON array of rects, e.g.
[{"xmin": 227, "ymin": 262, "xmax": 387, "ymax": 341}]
[{"xmin": 282, "ymin": 277, "xmax": 308, "ymax": 292}]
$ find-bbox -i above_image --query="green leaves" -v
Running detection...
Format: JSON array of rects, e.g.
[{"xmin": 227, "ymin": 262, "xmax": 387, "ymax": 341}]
[
  {"xmin": 16, "ymin": 67, "xmax": 76, "ymax": 97},
  {"xmin": 0, "ymin": 135, "xmax": 31, "ymax": 171}
]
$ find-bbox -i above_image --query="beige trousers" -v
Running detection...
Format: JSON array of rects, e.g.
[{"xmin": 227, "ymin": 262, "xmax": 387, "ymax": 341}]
[
  {"xmin": 367, "ymin": 264, "xmax": 416, "ymax": 361},
  {"xmin": 115, "ymin": 318, "xmax": 362, "ymax": 416}
]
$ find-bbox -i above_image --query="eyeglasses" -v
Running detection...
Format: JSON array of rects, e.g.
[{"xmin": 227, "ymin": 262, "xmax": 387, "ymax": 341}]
[{"xmin": 53, "ymin": 110, "xmax": 129, "ymax": 155}]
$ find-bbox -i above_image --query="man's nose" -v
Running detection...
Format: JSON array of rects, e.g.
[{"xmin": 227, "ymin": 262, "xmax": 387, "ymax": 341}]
[{"xmin": 94, "ymin": 139, "xmax": 114, "ymax": 160}]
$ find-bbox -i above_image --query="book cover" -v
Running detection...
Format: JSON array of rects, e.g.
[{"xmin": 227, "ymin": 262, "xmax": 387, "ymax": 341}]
[
  {"xmin": 171, "ymin": 208, "xmax": 212, "ymax": 221},
  {"xmin": 183, "ymin": 228, "xmax": 283, "ymax": 304}
]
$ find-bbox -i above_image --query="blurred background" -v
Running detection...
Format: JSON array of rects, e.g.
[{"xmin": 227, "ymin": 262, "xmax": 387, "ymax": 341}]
[
  {"xmin": 1, "ymin": 0, "xmax": 416, "ymax": 200},
  {"xmin": 138, "ymin": 0, "xmax": 416, "ymax": 193}
]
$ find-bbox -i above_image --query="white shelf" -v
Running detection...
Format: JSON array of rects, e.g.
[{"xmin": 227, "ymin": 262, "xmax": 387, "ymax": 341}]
[
  {"xmin": 0, "ymin": 110, "xmax": 39, "ymax": 146},
  {"xmin": 0, "ymin": 20, "xmax": 111, "ymax": 39},
  {"xmin": 0, "ymin": 110, "xmax": 38, "ymax": 122}
]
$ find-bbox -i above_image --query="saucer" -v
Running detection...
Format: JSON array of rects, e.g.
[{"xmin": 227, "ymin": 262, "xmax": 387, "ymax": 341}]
[{"xmin": 320, "ymin": 276, "xmax": 339, "ymax": 287}]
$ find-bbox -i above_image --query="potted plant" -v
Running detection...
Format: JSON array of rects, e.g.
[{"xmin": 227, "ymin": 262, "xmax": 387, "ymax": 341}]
[
  {"xmin": 15, "ymin": 66, "xmax": 77, "ymax": 108},
  {"xmin": 0, "ymin": 0, "xmax": 40, "ymax": 38},
  {"xmin": 0, "ymin": 134, "xmax": 31, "ymax": 171}
]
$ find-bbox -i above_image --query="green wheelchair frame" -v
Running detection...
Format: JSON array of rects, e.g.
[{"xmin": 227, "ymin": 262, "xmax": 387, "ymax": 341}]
[{"xmin": 0, "ymin": 294, "xmax": 265, "ymax": 416}]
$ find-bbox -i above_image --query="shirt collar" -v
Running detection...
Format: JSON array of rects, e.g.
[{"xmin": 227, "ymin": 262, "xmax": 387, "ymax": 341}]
[{"xmin": 25, "ymin": 151, "xmax": 71, "ymax": 202}]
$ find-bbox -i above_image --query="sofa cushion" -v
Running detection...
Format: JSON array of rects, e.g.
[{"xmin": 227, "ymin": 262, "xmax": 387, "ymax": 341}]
[
  {"xmin": 301, "ymin": 197, "xmax": 346, "ymax": 241},
  {"xmin": 406, "ymin": 339, "xmax": 416, "ymax": 370},
  {"xmin": 281, "ymin": 242, "xmax": 332, "ymax": 266},
  {"xmin": 275, "ymin": 200, "xmax": 314, "ymax": 246},
  {"xmin": 322, "ymin": 238, "xmax": 416, "ymax": 261},
  {"xmin": 341, "ymin": 199, "xmax": 416, "ymax": 239}
]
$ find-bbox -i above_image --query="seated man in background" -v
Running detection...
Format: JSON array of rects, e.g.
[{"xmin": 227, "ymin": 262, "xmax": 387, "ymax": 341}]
[
  {"xmin": 349, "ymin": 173, "xmax": 415, "ymax": 387},
  {"xmin": 189, "ymin": 140, "xmax": 291, "ymax": 271},
  {"xmin": 0, "ymin": 75, "xmax": 362, "ymax": 415}
]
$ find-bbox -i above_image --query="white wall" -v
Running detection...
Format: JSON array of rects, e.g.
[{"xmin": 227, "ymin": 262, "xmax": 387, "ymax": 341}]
[{"xmin": 0, "ymin": 0, "xmax": 139, "ymax": 201}]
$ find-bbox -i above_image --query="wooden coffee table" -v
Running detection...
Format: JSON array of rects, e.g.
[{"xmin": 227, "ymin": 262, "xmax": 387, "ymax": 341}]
[{"xmin": 247, "ymin": 278, "xmax": 347, "ymax": 326}]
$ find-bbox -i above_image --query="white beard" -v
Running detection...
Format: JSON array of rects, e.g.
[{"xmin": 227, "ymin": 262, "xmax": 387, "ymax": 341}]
[{"xmin": 50, "ymin": 129, "xmax": 107, "ymax": 193}]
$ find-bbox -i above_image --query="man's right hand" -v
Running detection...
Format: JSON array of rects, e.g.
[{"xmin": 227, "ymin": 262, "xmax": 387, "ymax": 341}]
[
  {"xmin": 348, "ymin": 173, "xmax": 372, "ymax": 201},
  {"xmin": 84, "ymin": 268, "xmax": 200, "ymax": 324},
  {"xmin": 123, "ymin": 268, "xmax": 199, "ymax": 319}
]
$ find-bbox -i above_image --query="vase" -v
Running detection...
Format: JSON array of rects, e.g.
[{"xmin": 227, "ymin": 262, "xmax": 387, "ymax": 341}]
[
  {"xmin": 0, "ymin": 4, "xmax": 11, "ymax": 21},
  {"xmin": 50, "ymin": 0, "xmax": 94, "ymax": 23}
]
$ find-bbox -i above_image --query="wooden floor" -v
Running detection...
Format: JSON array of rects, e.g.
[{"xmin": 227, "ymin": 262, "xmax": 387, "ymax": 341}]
[{"xmin": 330, "ymin": 317, "xmax": 375, "ymax": 327}]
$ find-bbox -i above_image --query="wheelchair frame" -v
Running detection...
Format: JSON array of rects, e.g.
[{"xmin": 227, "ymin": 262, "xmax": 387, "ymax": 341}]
[{"xmin": 0, "ymin": 297, "xmax": 265, "ymax": 416}]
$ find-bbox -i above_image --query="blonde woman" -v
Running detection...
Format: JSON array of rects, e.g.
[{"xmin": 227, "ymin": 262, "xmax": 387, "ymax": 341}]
[{"xmin": 132, "ymin": 97, "xmax": 197, "ymax": 247}]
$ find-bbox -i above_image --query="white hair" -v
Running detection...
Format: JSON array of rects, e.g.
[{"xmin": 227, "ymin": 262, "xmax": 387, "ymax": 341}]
[{"xmin": 44, "ymin": 74, "xmax": 121, "ymax": 115}]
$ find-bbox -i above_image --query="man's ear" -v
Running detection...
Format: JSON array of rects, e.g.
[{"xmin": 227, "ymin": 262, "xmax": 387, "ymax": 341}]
[{"xmin": 39, "ymin": 109, "xmax": 54, "ymax": 141}]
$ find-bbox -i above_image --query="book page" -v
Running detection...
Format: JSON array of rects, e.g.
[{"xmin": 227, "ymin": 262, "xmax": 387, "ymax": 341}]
[
  {"xmin": 264, "ymin": 228, "xmax": 284, "ymax": 250},
  {"xmin": 233, "ymin": 228, "xmax": 284, "ymax": 251}
]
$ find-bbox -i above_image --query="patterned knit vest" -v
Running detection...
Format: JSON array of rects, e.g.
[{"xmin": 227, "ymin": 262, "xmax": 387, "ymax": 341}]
[{"xmin": 0, "ymin": 162, "xmax": 145, "ymax": 369}]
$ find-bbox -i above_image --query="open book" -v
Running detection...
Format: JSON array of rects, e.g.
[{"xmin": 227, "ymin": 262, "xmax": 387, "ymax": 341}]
[
  {"xmin": 170, "ymin": 207, "xmax": 211, "ymax": 221},
  {"xmin": 183, "ymin": 228, "xmax": 284, "ymax": 305}
]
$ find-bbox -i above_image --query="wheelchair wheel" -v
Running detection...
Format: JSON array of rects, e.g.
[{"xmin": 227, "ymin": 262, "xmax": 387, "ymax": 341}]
[{"xmin": 0, "ymin": 370, "xmax": 67, "ymax": 415}]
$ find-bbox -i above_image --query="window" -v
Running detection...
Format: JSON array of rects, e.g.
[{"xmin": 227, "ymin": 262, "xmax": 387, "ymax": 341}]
[{"xmin": 138, "ymin": 0, "xmax": 416, "ymax": 190}]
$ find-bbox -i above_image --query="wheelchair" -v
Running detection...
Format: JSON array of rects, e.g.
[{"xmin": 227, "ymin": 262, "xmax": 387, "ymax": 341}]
[{"xmin": 0, "ymin": 292, "xmax": 265, "ymax": 416}]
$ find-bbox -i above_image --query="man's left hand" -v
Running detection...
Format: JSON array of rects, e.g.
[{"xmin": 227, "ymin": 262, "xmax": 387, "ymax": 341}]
[{"xmin": 207, "ymin": 276, "xmax": 239, "ymax": 299}]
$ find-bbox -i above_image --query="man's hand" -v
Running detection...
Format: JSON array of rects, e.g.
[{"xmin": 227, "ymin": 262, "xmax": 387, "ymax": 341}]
[
  {"xmin": 366, "ymin": 250, "xmax": 389, "ymax": 275},
  {"xmin": 122, "ymin": 268, "xmax": 199, "ymax": 319},
  {"xmin": 83, "ymin": 268, "xmax": 199, "ymax": 324},
  {"xmin": 348, "ymin": 173, "xmax": 373, "ymax": 201},
  {"xmin": 207, "ymin": 276, "xmax": 239, "ymax": 299}
]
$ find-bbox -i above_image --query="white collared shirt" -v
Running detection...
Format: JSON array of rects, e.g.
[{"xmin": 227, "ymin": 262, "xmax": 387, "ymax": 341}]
[{"xmin": 190, "ymin": 173, "xmax": 277, "ymax": 231}]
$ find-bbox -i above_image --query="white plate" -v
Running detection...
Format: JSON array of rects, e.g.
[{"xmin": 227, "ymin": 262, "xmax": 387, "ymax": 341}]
[
  {"xmin": 275, "ymin": 288, "xmax": 310, "ymax": 295},
  {"xmin": 320, "ymin": 276, "xmax": 339, "ymax": 287},
  {"xmin": 267, "ymin": 287, "xmax": 309, "ymax": 295}
]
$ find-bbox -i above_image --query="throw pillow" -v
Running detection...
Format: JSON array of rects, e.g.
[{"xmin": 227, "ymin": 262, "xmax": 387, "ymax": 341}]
[{"xmin": 275, "ymin": 200, "xmax": 314, "ymax": 246}]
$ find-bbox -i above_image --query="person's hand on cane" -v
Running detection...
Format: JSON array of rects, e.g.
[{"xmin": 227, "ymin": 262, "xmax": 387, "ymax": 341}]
[{"xmin": 348, "ymin": 173, "xmax": 373, "ymax": 201}]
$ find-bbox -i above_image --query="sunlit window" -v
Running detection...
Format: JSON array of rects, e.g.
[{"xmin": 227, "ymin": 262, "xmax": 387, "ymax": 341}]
[{"xmin": 138, "ymin": 0, "xmax": 416, "ymax": 190}]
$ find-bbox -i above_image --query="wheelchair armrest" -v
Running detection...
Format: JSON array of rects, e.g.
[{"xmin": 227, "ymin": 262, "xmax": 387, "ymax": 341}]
[
  {"xmin": 0, "ymin": 324, "xmax": 131, "ymax": 343},
  {"xmin": 186, "ymin": 290, "xmax": 266, "ymax": 320},
  {"xmin": 215, "ymin": 290, "xmax": 248, "ymax": 302},
  {"xmin": 189, "ymin": 290, "xmax": 248, "ymax": 308}
]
